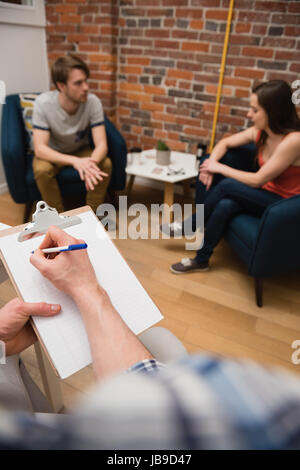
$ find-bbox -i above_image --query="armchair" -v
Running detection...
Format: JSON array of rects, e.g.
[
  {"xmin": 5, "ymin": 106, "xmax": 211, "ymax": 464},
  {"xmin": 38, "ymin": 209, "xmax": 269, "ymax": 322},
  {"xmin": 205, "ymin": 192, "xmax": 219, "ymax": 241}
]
[
  {"xmin": 1, "ymin": 94, "xmax": 127, "ymax": 222},
  {"xmin": 212, "ymin": 145, "xmax": 300, "ymax": 307}
]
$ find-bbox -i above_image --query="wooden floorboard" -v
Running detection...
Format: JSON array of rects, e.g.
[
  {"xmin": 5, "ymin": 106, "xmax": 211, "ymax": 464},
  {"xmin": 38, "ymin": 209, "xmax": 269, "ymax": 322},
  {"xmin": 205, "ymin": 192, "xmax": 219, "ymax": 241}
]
[{"xmin": 1, "ymin": 183, "xmax": 300, "ymax": 409}]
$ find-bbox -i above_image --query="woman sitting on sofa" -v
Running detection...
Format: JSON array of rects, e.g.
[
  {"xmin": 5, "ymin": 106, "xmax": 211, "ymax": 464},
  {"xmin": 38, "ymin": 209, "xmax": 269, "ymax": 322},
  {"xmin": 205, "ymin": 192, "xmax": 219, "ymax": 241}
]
[{"xmin": 165, "ymin": 79, "xmax": 300, "ymax": 274}]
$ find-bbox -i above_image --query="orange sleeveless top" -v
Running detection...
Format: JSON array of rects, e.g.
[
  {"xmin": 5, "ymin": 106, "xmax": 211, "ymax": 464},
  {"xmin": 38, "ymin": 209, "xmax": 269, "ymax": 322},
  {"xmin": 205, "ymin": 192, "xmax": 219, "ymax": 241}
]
[{"xmin": 256, "ymin": 132, "xmax": 300, "ymax": 199}]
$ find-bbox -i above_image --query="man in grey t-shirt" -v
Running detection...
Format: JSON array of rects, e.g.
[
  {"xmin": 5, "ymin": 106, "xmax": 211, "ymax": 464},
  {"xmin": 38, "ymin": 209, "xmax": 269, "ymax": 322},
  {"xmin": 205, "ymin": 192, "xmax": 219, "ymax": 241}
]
[{"xmin": 32, "ymin": 54, "xmax": 112, "ymax": 213}]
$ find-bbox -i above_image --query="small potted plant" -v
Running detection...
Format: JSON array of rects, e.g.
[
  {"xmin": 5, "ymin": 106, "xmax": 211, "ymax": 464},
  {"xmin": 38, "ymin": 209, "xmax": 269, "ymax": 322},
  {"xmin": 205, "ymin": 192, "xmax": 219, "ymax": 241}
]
[{"xmin": 156, "ymin": 140, "xmax": 171, "ymax": 166}]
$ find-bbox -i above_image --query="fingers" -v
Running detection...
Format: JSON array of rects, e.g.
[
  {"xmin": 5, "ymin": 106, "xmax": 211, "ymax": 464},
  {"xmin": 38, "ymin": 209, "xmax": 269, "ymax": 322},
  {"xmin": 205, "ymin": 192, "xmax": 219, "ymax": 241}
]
[
  {"xmin": 20, "ymin": 301, "xmax": 61, "ymax": 317},
  {"xmin": 31, "ymin": 226, "xmax": 80, "ymax": 270},
  {"xmin": 39, "ymin": 226, "xmax": 78, "ymax": 249},
  {"xmin": 78, "ymin": 168, "xmax": 85, "ymax": 181}
]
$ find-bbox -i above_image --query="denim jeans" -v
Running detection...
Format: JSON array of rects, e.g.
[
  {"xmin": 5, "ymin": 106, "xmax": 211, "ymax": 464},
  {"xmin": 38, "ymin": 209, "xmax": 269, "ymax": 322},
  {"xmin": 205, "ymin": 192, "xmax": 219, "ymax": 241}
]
[{"xmin": 189, "ymin": 149, "xmax": 283, "ymax": 264}]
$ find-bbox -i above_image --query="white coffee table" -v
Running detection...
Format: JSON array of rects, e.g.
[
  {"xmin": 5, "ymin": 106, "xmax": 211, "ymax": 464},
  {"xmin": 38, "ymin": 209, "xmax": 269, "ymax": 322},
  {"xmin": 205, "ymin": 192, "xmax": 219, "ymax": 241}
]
[{"xmin": 126, "ymin": 149, "xmax": 197, "ymax": 221}]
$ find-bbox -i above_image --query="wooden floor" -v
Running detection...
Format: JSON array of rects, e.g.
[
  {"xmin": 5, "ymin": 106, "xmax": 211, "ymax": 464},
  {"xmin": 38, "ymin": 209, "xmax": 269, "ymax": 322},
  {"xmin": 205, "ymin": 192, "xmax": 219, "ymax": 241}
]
[{"xmin": 1, "ymin": 185, "xmax": 300, "ymax": 409}]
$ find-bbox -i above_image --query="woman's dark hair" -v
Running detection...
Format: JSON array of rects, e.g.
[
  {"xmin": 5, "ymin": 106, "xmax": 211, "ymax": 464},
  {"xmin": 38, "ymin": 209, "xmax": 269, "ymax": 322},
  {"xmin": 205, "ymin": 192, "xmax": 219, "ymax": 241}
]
[
  {"xmin": 253, "ymin": 80, "xmax": 300, "ymax": 149},
  {"xmin": 51, "ymin": 54, "xmax": 90, "ymax": 91}
]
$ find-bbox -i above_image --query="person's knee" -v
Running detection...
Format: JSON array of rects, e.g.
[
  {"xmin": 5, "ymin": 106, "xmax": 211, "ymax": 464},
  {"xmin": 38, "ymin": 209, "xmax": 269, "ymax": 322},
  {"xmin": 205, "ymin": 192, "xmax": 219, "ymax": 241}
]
[
  {"xmin": 100, "ymin": 157, "xmax": 112, "ymax": 176},
  {"xmin": 33, "ymin": 158, "xmax": 56, "ymax": 180},
  {"xmin": 215, "ymin": 177, "xmax": 242, "ymax": 196},
  {"xmin": 214, "ymin": 198, "xmax": 240, "ymax": 215}
]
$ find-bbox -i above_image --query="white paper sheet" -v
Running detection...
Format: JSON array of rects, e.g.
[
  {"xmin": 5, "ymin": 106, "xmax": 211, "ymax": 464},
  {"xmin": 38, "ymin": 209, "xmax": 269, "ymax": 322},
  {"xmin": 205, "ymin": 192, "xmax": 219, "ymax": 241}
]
[{"xmin": 0, "ymin": 211, "xmax": 163, "ymax": 378}]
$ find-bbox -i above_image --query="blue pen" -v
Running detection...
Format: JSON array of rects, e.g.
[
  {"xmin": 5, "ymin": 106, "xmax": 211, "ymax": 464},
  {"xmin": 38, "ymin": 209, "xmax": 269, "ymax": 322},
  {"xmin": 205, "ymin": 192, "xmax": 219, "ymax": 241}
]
[{"xmin": 31, "ymin": 243, "xmax": 88, "ymax": 254}]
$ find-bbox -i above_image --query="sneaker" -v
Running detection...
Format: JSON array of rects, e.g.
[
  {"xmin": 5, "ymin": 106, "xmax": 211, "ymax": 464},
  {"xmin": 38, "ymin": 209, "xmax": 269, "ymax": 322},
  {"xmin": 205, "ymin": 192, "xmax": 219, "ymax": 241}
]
[
  {"xmin": 160, "ymin": 221, "xmax": 184, "ymax": 237},
  {"xmin": 170, "ymin": 258, "xmax": 209, "ymax": 274}
]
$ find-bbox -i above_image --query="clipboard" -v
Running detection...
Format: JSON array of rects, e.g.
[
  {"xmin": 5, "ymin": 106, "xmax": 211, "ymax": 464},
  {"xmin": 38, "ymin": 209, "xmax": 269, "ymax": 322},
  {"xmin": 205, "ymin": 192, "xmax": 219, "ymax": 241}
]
[{"xmin": 0, "ymin": 202, "xmax": 163, "ymax": 379}]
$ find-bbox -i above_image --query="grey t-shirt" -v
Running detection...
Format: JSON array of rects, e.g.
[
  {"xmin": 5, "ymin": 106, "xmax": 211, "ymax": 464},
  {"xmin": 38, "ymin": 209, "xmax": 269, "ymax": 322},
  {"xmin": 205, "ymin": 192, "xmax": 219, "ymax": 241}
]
[{"xmin": 32, "ymin": 91, "xmax": 105, "ymax": 154}]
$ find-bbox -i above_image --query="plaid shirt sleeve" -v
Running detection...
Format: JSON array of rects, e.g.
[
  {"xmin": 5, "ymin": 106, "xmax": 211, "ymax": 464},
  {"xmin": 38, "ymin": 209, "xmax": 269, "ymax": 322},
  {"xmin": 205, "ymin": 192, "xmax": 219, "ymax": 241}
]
[{"xmin": 2, "ymin": 354, "xmax": 300, "ymax": 449}]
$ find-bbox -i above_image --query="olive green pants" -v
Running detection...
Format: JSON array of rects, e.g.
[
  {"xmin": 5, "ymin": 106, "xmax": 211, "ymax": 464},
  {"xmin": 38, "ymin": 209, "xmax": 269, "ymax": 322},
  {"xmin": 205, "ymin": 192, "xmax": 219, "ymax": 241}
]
[{"xmin": 33, "ymin": 148, "xmax": 112, "ymax": 213}]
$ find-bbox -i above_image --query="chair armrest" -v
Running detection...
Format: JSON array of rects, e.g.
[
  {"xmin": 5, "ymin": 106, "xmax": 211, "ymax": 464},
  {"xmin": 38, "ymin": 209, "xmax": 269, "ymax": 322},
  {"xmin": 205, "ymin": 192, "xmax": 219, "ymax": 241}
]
[
  {"xmin": 1, "ymin": 95, "xmax": 29, "ymax": 203},
  {"xmin": 249, "ymin": 194, "xmax": 300, "ymax": 277}
]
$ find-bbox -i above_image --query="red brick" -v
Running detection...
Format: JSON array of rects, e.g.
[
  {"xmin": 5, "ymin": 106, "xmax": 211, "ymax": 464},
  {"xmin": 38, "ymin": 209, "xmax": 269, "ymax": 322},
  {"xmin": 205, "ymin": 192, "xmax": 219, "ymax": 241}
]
[
  {"xmin": 141, "ymin": 102, "xmax": 164, "ymax": 112},
  {"xmin": 52, "ymin": 24, "xmax": 76, "ymax": 33},
  {"xmin": 185, "ymin": 127, "xmax": 209, "ymax": 137},
  {"xmin": 223, "ymin": 77, "xmax": 251, "ymax": 88},
  {"xmin": 119, "ymin": 83, "xmax": 143, "ymax": 92},
  {"xmin": 166, "ymin": 140, "xmax": 186, "ymax": 151},
  {"xmin": 167, "ymin": 69, "xmax": 193, "ymax": 81},
  {"xmin": 235, "ymin": 88, "xmax": 250, "ymax": 98},
  {"xmin": 255, "ymin": 1, "xmax": 287, "ymax": 12},
  {"xmin": 205, "ymin": 10, "xmax": 232, "ymax": 21},
  {"xmin": 242, "ymin": 47, "xmax": 273, "ymax": 58},
  {"xmin": 182, "ymin": 42, "xmax": 209, "ymax": 52},
  {"xmin": 285, "ymin": 26, "xmax": 300, "ymax": 37},
  {"xmin": 190, "ymin": 20, "xmax": 204, "ymax": 30},
  {"xmin": 60, "ymin": 15, "xmax": 81, "ymax": 24},
  {"xmin": 101, "ymin": 26, "xmax": 118, "ymax": 36},
  {"xmin": 120, "ymin": 66, "xmax": 143, "ymax": 75},
  {"xmin": 89, "ymin": 54, "xmax": 117, "ymax": 63},
  {"xmin": 145, "ymin": 9, "xmax": 172, "ymax": 17},
  {"xmin": 235, "ymin": 23, "xmax": 251, "ymax": 33},
  {"xmin": 78, "ymin": 45, "xmax": 100, "ymax": 52},
  {"xmin": 290, "ymin": 63, "xmax": 300, "ymax": 73},
  {"xmin": 288, "ymin": 2, "xmax": 300, "ymax": 13},
  {"xmin": 67, "ymin": 34, "xmax": 88, "ymax": 43},
  {"xmin": 143, "ymin": 85, "xmax": 166, "ymax": 96},
  {"xmin": 275, "ymin": 50, "xmax": 300, "ymax": 61},
  {"xmin": 252, "ymin": 25, "xmax": 267, "ymax": 35},
  {"xmin": 55, "ymin": 5, "xmax": 77, "ymax": 13},
  {"xmin": 145, "ymin": 29, "xmax": 170, "ymax": 38},
  {"xmin": 238, "ymin": 11, "xmax": 270, "ymax": 23},
  {"xmin": 234, "ymin": 68, "xmax": 265, "ymax": 79},
  {"xmin": 127, "ymin": 57, "xmax": 151, "ymax": 66},
  {"xmin": 172, "ymin": 30, "xmax": 198, "ymax": 40},
  {"xmin": 176, "ymin": 9, "xmax": 203, "ymax": 18},
  {"xmin": 154, "ymin": 40, "xmax": 180, "ymax": 50}
]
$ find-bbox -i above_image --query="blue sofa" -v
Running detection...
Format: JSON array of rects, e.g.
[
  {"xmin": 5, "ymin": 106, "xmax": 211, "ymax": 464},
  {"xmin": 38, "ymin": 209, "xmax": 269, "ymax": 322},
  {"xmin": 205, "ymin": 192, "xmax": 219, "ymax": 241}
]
[
  {"xmin": 202, "ymin": 145, "xmax": 300, "ymax": 307},
  {"xmin": 1, "ymin": 93, "xmax": 127, "ymax": 221}
]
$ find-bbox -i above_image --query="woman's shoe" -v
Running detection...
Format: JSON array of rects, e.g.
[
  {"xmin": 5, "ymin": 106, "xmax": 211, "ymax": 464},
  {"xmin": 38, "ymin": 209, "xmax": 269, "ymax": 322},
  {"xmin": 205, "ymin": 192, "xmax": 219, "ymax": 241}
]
[{"xmin": 170, "ymin": 258, "xmax": 209, "ymax": 274}]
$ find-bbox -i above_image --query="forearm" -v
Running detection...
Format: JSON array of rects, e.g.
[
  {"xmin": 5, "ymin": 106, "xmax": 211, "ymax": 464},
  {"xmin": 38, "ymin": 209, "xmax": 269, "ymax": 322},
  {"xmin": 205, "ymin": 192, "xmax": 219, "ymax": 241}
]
[
  {"xmin": 90, "ymin": 143, "xmax": 108, "ymax": 164},
  {"xmin": 73, "ymin": 286, "xmax": 153, "ymax": 380},
  {"xmin": 35, "ymin": 144, "xmax": 76, "ymax": 167},
  {"xmin": 209, "ymin": 138, "xmax": 229, "ymax": 162},
  {"xmin": 219, "ymin": 163, "xmax": 260, "ymax": 187}
]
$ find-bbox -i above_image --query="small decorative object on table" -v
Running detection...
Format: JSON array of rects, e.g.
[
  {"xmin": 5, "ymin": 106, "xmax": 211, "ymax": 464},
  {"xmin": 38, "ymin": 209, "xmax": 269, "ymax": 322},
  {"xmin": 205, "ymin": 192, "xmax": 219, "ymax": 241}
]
[
  {"xmin": 129, "ymin": 147, "xmax": 142, "ymax": 165},
  {"xmin": 156, "ymin": 140, "xmax": 171, "ymax": 166}
]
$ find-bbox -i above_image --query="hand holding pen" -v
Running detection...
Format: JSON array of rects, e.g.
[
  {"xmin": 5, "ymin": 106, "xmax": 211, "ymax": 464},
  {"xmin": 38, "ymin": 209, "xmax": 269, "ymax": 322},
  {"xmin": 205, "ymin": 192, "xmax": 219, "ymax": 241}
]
[
  {"xmin": 30, "ymin": 226, "xmax": 99, "ymax": 298},
  {"xmin": 31, "ymin": 243, "xmax": 88, "ymax": 255}
]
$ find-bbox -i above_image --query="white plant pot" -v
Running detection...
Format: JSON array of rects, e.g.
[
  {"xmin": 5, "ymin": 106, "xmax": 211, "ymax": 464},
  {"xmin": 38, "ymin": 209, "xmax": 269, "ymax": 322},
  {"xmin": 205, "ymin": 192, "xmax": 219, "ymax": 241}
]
[{"xmin": 156, "ymin": 149, "xmax": 171, "ymax": 166}]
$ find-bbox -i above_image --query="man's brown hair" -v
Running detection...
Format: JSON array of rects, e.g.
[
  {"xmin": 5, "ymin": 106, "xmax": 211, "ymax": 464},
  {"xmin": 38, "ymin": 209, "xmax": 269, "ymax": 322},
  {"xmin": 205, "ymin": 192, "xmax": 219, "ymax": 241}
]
[{"xmin": 51, "ymin": 54, "xmax": 90, "ymax": 90}]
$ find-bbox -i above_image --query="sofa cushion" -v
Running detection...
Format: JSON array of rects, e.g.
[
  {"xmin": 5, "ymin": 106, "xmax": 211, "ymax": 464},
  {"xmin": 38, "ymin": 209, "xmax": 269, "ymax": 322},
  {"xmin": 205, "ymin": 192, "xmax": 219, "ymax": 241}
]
[{"xmin": 19, "ymin": 93, "xmax": 40, "ymax": 155}]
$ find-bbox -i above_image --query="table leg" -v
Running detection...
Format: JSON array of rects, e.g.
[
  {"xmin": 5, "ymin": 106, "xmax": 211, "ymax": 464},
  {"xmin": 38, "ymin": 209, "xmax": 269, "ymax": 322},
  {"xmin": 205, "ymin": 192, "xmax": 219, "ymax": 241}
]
[
  {"xmin": 163, "ymin": 182, "xmax": 174, "ymax": 224},
  {"xmin": 127, "ymin": 175, "xmax": 135, "ymax": 198},
  {"xmin": 183, "ymin": 180, "xmax": 190, "ymax": 198}
]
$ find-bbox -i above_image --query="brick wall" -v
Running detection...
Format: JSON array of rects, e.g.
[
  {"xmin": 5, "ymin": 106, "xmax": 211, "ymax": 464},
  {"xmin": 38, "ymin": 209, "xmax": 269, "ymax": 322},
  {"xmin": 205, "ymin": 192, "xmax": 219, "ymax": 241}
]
[
  {"xmin": 45, "ymin": 0, "xmax": 119, "ymax": 118},
  {"xmin": 45, "ymin": 0, "xmax": 300, "ymax": 154}
]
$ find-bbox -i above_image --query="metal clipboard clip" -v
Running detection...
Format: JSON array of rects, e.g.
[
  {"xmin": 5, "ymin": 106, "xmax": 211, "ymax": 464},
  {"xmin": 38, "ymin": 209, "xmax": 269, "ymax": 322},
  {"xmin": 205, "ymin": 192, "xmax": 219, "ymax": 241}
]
[{"xmin": 17, "ymin": 201, "xmax": 82, "ymax": 242}]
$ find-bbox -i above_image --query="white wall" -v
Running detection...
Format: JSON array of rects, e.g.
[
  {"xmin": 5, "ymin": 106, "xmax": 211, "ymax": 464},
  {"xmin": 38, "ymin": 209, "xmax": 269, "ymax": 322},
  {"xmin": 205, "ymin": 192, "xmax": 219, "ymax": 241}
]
[{"xmin": 0, "ymin": 0, "xmax": 49, "ymax": 194}]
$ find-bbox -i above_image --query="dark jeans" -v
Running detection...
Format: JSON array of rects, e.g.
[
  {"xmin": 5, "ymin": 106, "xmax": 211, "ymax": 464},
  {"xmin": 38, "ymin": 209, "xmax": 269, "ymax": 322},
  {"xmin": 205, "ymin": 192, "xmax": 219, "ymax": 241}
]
[{"xmin": 190, "ymin": 148, "xmax": 283, "ymax": 264}]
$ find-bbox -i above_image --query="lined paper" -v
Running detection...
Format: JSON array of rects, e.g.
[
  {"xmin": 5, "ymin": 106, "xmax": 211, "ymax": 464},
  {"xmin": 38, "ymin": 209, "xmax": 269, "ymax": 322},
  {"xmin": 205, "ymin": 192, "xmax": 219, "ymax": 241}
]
[{"xmin": 0, "ymin": 211, "xmax": 163, "ymax": 378}]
